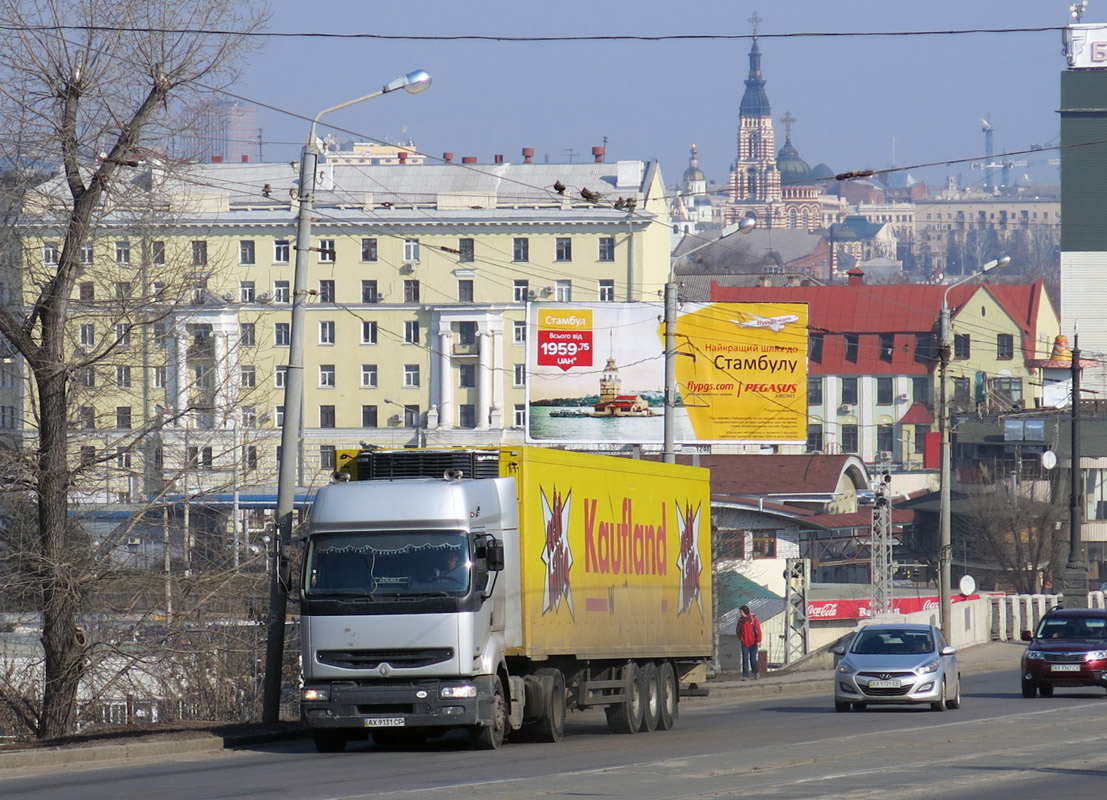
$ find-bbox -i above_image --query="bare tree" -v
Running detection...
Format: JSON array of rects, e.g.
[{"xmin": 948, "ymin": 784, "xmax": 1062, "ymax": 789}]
[
  {"xmin": 0, "ymin": 1, "xmax": 264, "ymax": 740},
  {"xmin": 962, "ymin": 487, "xmax": 1066, "ymax": 594}
]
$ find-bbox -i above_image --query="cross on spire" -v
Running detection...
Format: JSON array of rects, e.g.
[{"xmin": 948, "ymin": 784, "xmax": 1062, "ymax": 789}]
[
  {"xmin": 781, "ymin": 111, "xmax": 796, "ymax": 139},
  {"xmin": 748, "ymin": 11, "xmax": 762, "ymax": 37}
]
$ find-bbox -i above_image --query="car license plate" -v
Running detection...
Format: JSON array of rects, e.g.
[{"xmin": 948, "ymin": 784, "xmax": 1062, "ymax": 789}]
[
  {"xmin": 867, "ymin": 679, "xmax": 902, "ymax": 689},
  {"xmin": 363, "ymin": 717, "xmax": 405, "ymax": 728},
  {"xmin": 1051, "ymin": 664, "xmax": 1081, "ymax": 672}
]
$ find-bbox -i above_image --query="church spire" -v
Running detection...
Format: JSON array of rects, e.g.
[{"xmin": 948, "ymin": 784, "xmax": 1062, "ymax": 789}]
[{"xmin": 739, "ymin": 12, "xmax": 771, "ymax": 117}]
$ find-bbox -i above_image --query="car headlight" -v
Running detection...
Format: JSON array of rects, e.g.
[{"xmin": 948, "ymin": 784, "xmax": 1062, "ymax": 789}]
[
  {"xmin": 836, "ymin": 660, "xmax": 854, "ymax": 675},
  {"xmin": 1025, "ymin": 649, "xmax": 1045, "ymax": 661},
  {"xmin": 1086, "ymin": 650, "xmax": 1107, "ymax": 662},
  {"xmin": 440, "ymin": 684, "xmax": 477, "ymax": 699},
  {"xmin": 302, "ymin": 687, "xmax": 329, "ymax": 702},
  {"xmin": 917, "ymin": 659, "xmax": 941, "ymax": 674}
]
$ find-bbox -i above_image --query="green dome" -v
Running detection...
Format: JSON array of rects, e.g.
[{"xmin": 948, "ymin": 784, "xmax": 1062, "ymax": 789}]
[{"xmin": 777, "ymin": 135, "xmax": 813, "ymax": 185}]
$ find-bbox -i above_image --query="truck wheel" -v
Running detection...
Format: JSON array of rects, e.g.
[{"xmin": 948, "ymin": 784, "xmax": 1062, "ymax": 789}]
[
  {"xmin": 638, "ymin": 662, "xmax": 660, "ymax": 732},
  {"xmin": 531, "ymin": 668, "xmax": 566, "ymax": 743},
  {"xmin": 657, "ymin": 661, "xmax": 677, "ymax": 731},
  {"xmin": 605, "ymin": 662, "xmax": 643, "ymax": 734},
  {"xmin": 313, "ymin": 731, "xmax": 347, "ymax": 753},
  {"xmin": 471, "ymin": 676, "xmax": 507, "ymax": 750}
]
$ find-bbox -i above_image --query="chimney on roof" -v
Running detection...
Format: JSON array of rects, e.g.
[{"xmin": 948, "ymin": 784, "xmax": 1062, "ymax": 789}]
[
  {"xmin": 443, "ymin": 152, "xmax": 453, "ymax": 163},
  {"xmin": 788, "ymin": 276, "xmax": 801, "ymax": 287},
  {"xmin": 522, "ymin": 147, "xmax": 534, "ymax": 163},
  {"xmin": 398, "ymin": 151, "xmax": 408, "ymax": 164},
  {"xmin": 212, "ymin": 155, "xmax": 224, "ymax": 163},
  {"xmin": 494, "ymin": 154, "xmax": 504, "ymax": 164},
  {"xmin": 847, "ymin": 267, "xmax": 865, "ymax": 287},
  {"xmin": 241, "ymin": 155, "xmax": 249, "ymax": 163},
  {"xmin": 759, "ymin": 276, "xmax": 772, "ymax": 288},
  {"xmin": 592, "ymin": 145, "xmax": 605, "ymax": 163},
  {"xmin": 462, "ymin": 156, "xmax": 478, "ymax": 164}
]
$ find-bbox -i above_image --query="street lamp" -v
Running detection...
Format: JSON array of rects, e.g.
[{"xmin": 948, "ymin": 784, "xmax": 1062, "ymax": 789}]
[
  {"xmin": 262, "ymin": 70, "xmax": 432, "ymax": 724},
  {"xmin": 663, "ymin": 216, "xmax": 756, "ymax": 464},
  {"xmin": 937, "ymin": 254, "xmax": 1010, "ymax": 641},
  {"xmin": 384, "ymin": 397, "xmax": 425, "ymax": 447}
]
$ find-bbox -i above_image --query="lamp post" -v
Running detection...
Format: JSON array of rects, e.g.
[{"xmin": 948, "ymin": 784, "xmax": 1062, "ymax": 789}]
[
  {"xmin": 937, "ymin": 254, "xmax": 1010, "ymax": 641},
  {"xmin": 1061, "ymin": 331, "xmax": 1089, "ymax": 606},
  {"xmin": 261, "ymin": 70, "xmax": 432, "ymax": 724},
  {"xmin": 663, "ymin": 216, "xmax": 756, "ymax": 464}
]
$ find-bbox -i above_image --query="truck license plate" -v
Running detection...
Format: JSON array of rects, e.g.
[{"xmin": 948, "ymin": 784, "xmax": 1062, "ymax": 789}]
[
  {"xmin": 1051, "ymin": 664, "xmax": 1081, "ymax": 672},
  {"xmin": 363, "ymin": 717, "xmax": 405, "ymax": 728},
  {"xmin": 867, "ymin": 679, "xmax": 902, "ymax": 689}
]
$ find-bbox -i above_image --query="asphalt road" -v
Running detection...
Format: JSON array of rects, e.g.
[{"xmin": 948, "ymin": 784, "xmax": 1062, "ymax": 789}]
[{"xmin": 4, "ymin": 666, "xmax": 1107, "ymax": 800}]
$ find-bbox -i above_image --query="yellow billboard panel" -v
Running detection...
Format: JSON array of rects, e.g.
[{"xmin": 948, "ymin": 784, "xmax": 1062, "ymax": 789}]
[{"xmin": 499, "ymin": 448, "xmax": 712, "ymax": 660}]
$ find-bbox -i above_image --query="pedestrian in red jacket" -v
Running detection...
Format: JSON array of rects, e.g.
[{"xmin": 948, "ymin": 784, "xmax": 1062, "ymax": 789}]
[{"xmin": 736, "ymin": 605, "xmax": 762, "ymax": 680}]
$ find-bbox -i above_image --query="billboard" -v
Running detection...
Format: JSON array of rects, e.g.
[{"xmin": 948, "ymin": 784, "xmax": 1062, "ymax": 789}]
[
  {"xmin": 1065, "ymin": 24, "xmax": 1107, "ymax": 69},
  {"xmin": 526, "ymin": 301, "xmax": 808, "ymax": 445}
]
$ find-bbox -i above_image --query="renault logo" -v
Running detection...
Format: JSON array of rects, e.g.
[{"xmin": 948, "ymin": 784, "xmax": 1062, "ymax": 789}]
[{"xmin": 379, "ymin": 663, "xmax": 391, "ymax": 678}]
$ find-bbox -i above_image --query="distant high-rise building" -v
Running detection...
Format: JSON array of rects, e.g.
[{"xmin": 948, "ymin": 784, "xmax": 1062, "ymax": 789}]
[{"xmin": 179, "ymin": 100, "xmax": 261, "ymax": 163}]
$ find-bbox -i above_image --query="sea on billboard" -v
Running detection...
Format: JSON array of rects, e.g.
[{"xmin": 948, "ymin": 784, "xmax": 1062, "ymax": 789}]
[{"xmin": 525, "ymin": 301, "xmax": 808, "ymax": 445}]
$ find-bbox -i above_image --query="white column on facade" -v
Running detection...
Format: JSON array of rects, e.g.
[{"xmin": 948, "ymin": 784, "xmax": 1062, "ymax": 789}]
[
  {"xmin": 477, "ymin": 330, "xmax": 492, "ymax": 429},
  {"xmin": 213, "ymin": 327, "xmax": 229, "ymax": 413},
  {"xmin": 173, "ymin": 327, "xmax": 188, "ymax": 418},
  {"xmin": 438, "ymin": 330, "xmax": 453, "ymax": 429},
  {"xmin": 488, "ymin": 328, "xmax": 503, "ymax": 429}
]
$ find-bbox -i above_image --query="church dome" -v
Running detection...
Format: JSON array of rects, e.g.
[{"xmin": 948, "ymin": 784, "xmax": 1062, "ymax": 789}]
[
  {"xmin": 683, "ymin": 144, "xmax": 705, "ymax": 183},
  {"xmin": 777, "ymin": 135, "xmax": 814, "ymax": 185}
]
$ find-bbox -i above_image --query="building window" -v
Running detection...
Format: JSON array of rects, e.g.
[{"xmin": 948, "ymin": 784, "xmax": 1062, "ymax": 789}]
[
  {"xmin": 844, "ymin": 333, "xmax": 859, "ymax": 363},
  {"xmin": 807, "ymin": 423, "xmax": 824, "ymax": 452},
  {"xmin": 191, "ymin": 240, "xmax": 207, "ymax": 266},
  {"xmin": 43, "ymin": 242, "xmax": 60, "ymax": 265},
  {"xmin": 752, "ymin": 536, "xmax": 777, "ymax": 559},
  {"xmin": 403, "ymin": 405, "xmax": 420, "ymax": 428},
  {"xmin": 555, "ymin": 280, "xmax": 572, "ymax": 302},
  {"xmin": 841, "ymin": 377, "xmax": 858, "ymax": 405},
  {"xmin": 320, "ymin": 445, "xmax": 336, "ymax": 470},
  {"xmin": 117, "ymin": 448, "xmax": 132, "ymax": 470},
  {"xmin": 513, "ymin": 320, "xmax": 526, "ymax": 344},
  {"xmin": 598, "ymin": 279, "xmax": 615, "ymax": 302},
  {"xmin": 404, "ymin": 320, "xmax": 420, "ymax": 344},
  {"xmin": 808, "ymin": 376, "xmax": 823, "ymax": 405},
  {"xmin": 598, "ymin": 236, "xmax": 615, "ymax": 261},
  {"xmin": 274, "ymin": 240, "xmax": 290, "ymax": 263},
  {"xmin": 459, "ymin": 404, "xmax": 476, "ymax": 429},
  {"xmin": 80, "ymin": 446, "xmax": 95, "ymax": 466},
  {"xmin": 319, "ymin": 320, "xmax": 335, "ymax": 345},
  {"xmin": 954, "ymin": 333, "xmax": 970, "ymax": 360},
  {"xmin": 362, "ymin": 321, "xmax": 378, "ymax": 344},
  {"xmin": 809, "ymin": 333, "xmax": 824, "ymax": 363},
  {"xmin": 513, "ymin": 404, "xmax": 526, "ymax": 428},
  {"xmin": 912, "ymin": 376, "xmax": 931, "ymax": 404},
  {"xmin": 240, "ymin": 281, "xmax": 255, "ymax": 303},
  {"xmin": 319, "ymin": 239, "xmax": 335, "ymax": 262},
  {"xmin": 319, "ymin": 364, "xmax": 335, "ymax": 387},
  {"xmin": 997, "ymin": 333, "xmax": 1014, "ymax": 360},
  {"xmin": 80, "ymin": 406, "xmax": 96, "ymax": 429},
  {"xmin": 239, "ymin": 240, "xmax": 255, "ymax": 265},
  {"xmin": 514, "ymin": 363, "xmax": 526, "ymax": 387},
  {"xmin": 361, "ymin": 238, "xmax": 378, "ymax": 262},
  {"xmin": 915, "ymin": 333, "xmax": 933, "ymax": 363},
  {"xmin": 403, "ymin": 238, "xmax": 420, "ymax": 263},
  {"xmin": 274, "ymin": 281, "xmax": 290, "ymax": 303},
  {"xmin": 240, "ymin": 322, "xmax": 256, "ymax": 347},
  {"xmin": 361, "ymin": 364, "xmax": 377, "ymax": 387},
  {"xmin": 403, "ymin": 280, "xmax": 420, "ymax": 304},
  {"xmin": 275, "ymin": 322, "xmax": 290, "ymax": 346},
  {"xmin": 953, "ymin": 377, "xmax": 971, "ymax": 403},
  {"xmin": 513, "ymin": 280, "xmax": 529, "ymax": 302},
  {"xmin": 459, "ymin": 364, "xmax": 476, "ymax": 388},
  {"xmin": 876, "ymin": 377, "xmax": 893, "ymax": 405},
  {"xmin": 362, "ymin": 405, "xmax": 378, "ymax": 427},
  {"xmin": 877, "ymin": 424, "xmax": 894, "ymax": 454},
  {"xmin": 115, "ymin": 323, "xmax": 131, "ymax": 346},
  {"xmin": 80, "ymin": 242, "xmax": 95, "ymax": 265},
  {"xmin": 361, "ymin": 280, "xmax": 378, "ymax": 303},
  {"xmin": 513, "ymin": 237, "xmax": 529, "ymax": 262},
  {"xmin": 80, "ymin": 366, "xmax": 96, "ymax": 388},
  {"xmin": 458, "ymin": 321, "xmax": 476, "ymax": 346},
  {"xmin": 116, "ymin": 406, "xmax": 132, "ymax": 430},
  {"xmin": 458, "ymin": 238, "xmax": 474, "ymax": 262},
  {"xmin": 275, "ymin": 365, "xmax": 287, "ymax": 388},
  {"xmin": 458, "ymin": 279, "xmax": 474, "ymax": 303},
  {"xmin": 555, "ymin": 237, "xmax": 572, "ymax": 262},
  {"xmin": 318, "ymin": 280, "xmax": 335, "ymax": 303},
  {"xmin": 840, "ymin": 424, "xmax": 859, "ymax": 453},
  {"xmin": 914, "ymin": 424, "xmax": 931, "ymax": 454},
  {"xmin": 115, "ymin": 241, "xmax": 131, "ymax": 265},
  {"xmin": 115, "ymin": 365, "xmax": 131, "ymax": 389},
  {"xmin": 403, "ymin": 364, "xmax": 420, "ymax": 387},
  {"xmin": 275, "ymin": 405, "xmax": 284, "ymax": 427},
  {"xmin": 320, "ymin": 405, "xmax": 336, "ymax": 428},
  {"xmin": 79, "ymin": 282, "xmax": 94, "ymax": 301},
  {"xmin": 79, "ymin": 323, "xmax": 95, "ymax": 349},
  {"xmin": 244, "ymin": 445, "xmax": 258, "ymax": 471},
  {"xmin": 879, "ymin": 333, "xmax": 894, "ymax": 362},
  {"xmin": 241, "ymin": 365, "xmax": 255, "ymax": 388}
]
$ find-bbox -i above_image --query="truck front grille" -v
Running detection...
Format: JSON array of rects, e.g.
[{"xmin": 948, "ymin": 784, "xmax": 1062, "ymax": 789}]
[
  {"xmin": 355, "ymin": 449, "xmax": 502, "ymax": 481},
  {"xmin": 317, "ymin": 648, "xmax": 454, "ymax": 670}
]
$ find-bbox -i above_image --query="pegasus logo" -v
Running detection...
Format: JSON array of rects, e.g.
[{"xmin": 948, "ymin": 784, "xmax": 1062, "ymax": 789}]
[{"xmin": 732, "ymin": 313, "xmax": 799, "ymax": 333}]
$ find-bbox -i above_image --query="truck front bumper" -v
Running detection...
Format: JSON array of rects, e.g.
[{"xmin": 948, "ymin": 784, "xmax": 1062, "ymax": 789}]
[{"xmin": 302, "ymin": 675, "xmax": 496, "ymax": 731}]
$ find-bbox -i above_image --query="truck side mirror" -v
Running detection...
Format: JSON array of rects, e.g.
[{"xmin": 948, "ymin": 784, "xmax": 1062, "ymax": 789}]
[{"xmin": 487, "ymin": 539, "xmax": 505, "ymax": 572}]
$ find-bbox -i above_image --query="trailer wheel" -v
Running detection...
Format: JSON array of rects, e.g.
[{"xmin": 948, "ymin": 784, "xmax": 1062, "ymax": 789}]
[
  {"xmin": 471, "ymin": 676, "xmax": 507, "ymax": 750},
  {"xmin": 656, "ymin": 661, "xmax": 677, "ymax": 731},
  {"xmin": 531, "ymin": 668, "xmax": 566, "ymax": 743},
  {"xmin": 638, "ymin": 662, "xmax": 660, "ymax": 732},
  {"xmin": 605, "ymin": 662, "xmax": 643, "ymax": 734},
  {"xmin": 313, "ymin": 731, "xmax": 347, "ymax": 753}
]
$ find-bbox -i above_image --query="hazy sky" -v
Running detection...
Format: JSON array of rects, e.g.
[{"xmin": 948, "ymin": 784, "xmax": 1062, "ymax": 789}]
[{"xmin": 236, "ymin": 1, "xmax": 1071, "ymax": 189}]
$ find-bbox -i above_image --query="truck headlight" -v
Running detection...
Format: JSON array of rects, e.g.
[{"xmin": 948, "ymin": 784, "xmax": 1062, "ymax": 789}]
[
  {"xmin": 440, "ymin": 684, "xmax": 477, "ymax": 699},
  {"xmin": 302, "ymin": 687, "xmax": 329, "ymax": 702}
]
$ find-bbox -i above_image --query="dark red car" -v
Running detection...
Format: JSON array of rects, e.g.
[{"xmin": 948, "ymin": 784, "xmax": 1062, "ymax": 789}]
[{"xmin": 1021, "ymin": 608, "xmax": 1107, "ymax": 698}]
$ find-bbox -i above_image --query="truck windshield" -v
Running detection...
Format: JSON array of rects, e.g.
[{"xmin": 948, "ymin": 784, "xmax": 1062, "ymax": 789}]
[{"xmin": 304, "ymin": 531, "xmax": 470, "ymax": 598}]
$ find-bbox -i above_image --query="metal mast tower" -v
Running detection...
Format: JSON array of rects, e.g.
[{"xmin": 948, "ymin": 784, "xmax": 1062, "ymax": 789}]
[{"xmin": 870, "ymin": 458, "xmax": 894, "ymax": 616}]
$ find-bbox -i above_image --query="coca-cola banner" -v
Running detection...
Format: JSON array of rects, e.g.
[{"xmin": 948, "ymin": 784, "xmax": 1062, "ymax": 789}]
[{"xmin": 807, "ymin": 595, "xmax": 979, "ymax": 621}]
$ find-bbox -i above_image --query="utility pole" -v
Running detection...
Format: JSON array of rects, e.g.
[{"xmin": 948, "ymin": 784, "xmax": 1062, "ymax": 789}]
[
  {"xmin": 871, "ymin": 457, "xmax": 894, "ymax": 617},
  {"xmin": 1061, "ymin": 334, "xmax": 1088, "ymax": 607}
]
